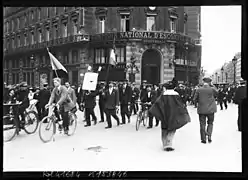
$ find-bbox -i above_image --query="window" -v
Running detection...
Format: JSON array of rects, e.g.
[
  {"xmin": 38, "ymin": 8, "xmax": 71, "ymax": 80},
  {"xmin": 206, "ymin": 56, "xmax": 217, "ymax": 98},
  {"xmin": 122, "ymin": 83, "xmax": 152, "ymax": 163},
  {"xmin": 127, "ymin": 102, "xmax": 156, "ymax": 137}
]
[
  {"xmin": 24, "ymin": 13, "xmax": 27, "ymax": 26},
  {"xmin": 6, "ymin": 21, "xmax": 9, "ymax": 33},
  {"xmin": 11, "ymin": 19, "xmax": 14, "ymax": 31},
  {"xmin": 6, "ymin": 39, "xmax": 10, "ymax": 49},
  {"xmin": 17, "ymin": 35, "xmax": 21, "ymax": 47},
  {"xmin": 31, "ymin": 31, "xmax": 34, "ymax": 44},
  {"xmin": 38, "ymin": 29, "xmax": 42, "ymax": 43},
  {"xmin": 27, "ymin": 72, "xmax": 30, "ymax": 85},
  {"xmin": 54, "ymin": 25, "xmax": 58, "ymax": 39},
  {"xmin": 63, "ymin": 52, "xmax": 69, "ymax": 64},
  {"xmin": 54, "ymin": 7, "xmax": 57, "ymax": 15},
  {"xmin": 94, "ymin": 48, "xmax": 109, "ymax": 64},
  {"xmin": 24, "ymin": 33, "xmax": 27, "ymax": 46},
  {"xmin": 73, "ymin": 19, "xmax": 78, "ymax": 35},
  {"xmin": 17, "ymin": 17, "xmax": 20, "ymax": 29},
  {"xmin": 146, "ymin": 16, "xmax": 156, "ymax": 31},
  {"xmin": 115, "ymin": 47, "xmax": 125, "ymax": 63},
  {"xmin": 120, "ymin": 15, "xmax": 130, "ymax": 32},
  {"xmin": 170, "ymin": 19, "xmax": 176, "ymax": 33},
  {"xmin": 63, "ymin": 22, "xmax": 67, "ymax": 37},
  {"xmin": 31, "ymin": 11, "xmax": 34, "ymax": 21},
  {"xmin": 12, "ymin": 37, "xmax": 15, "ymax": 48},
  {"xmin": 46, "ymin": 27, "xmax": 50, "ymax": 41},
  {"xmin": 99, "ymin": 16, "xmax": 105, "ymax": 33},
  {"xmin": 12, "ymin": 73, "xmax": 16, "ymax": 84},
  {"xmin": 38, "ymin": 8, "xmax": 41, "ymax": 20},
  {"xmin": 46, "ymin": 7, "xmax": 50, "ymax": 18},
  {"xmin": 16, "ymin": 59, "xmax": 19, "ymax": 68},
  {"xmin": 23, "ymin": 73, "xmax": 26, "ymax": 81},
  {"xmin": 64, "ymin": 7, "xmax": 67, "ymax": 12},
  {"xmin": 198, "ymin": 14, "xmax": 201, "ymax": 32},
  {"xmin": 72, "ymin": 50, "xmax": 78, "ymax": 63},
  {"xmin": 183, "ymin": 22, "xmax": 186, "ymax": 34}
]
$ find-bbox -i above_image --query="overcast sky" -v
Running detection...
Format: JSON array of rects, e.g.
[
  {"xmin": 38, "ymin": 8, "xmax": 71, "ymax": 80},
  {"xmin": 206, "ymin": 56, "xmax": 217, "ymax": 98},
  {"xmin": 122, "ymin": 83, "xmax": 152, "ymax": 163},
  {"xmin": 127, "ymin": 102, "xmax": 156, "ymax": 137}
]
[{"xmin": 201, "ymin": 6, "xmax": 241, "ymax": 75}]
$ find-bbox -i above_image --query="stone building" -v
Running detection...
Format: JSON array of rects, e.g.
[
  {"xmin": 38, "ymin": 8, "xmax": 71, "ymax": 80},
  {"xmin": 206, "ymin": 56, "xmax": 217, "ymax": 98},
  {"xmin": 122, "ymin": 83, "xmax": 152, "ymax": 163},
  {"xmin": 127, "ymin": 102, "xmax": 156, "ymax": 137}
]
[{"xmin": 3, "ymin": 7, "xmax": 202, "ymax": 86}]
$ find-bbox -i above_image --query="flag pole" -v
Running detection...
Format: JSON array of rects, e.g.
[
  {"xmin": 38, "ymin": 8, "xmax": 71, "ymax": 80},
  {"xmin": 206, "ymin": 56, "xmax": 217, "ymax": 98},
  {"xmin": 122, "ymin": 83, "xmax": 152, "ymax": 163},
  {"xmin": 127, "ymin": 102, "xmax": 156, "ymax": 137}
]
[{"xmin": 47, "ymin": 47, "xmax": 59, "ymax": 78}]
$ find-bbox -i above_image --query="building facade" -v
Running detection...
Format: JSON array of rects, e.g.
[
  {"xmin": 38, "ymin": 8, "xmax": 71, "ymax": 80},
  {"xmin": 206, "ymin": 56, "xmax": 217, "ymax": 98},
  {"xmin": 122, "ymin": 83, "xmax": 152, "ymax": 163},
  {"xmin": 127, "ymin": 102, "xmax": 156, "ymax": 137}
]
[{"xmin": 4, "ymin": 6, "xmax": 202, "ymax": 87}]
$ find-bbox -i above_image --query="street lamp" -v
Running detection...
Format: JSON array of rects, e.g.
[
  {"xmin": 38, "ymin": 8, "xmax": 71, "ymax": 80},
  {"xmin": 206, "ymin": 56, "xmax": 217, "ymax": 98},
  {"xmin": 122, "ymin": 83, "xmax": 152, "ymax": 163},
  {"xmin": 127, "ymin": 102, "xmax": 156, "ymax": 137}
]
[
  {"xmin": 221, "ymin": 66, "xmax": 224, "ymax": 83},
  {"xmin": 232, "ymin": 56, "xmax": 237, "ymax": 84},
  {"xmin": 184, "ymin": 42, "xmax": 189, "ymax": 84},
  {"xmin": 125, "ymin": 55, "xmax": 139, "ymax": 83},
  {"xmin": 225, "ymin": 72, "xmax": 228, "ymax": 83}
]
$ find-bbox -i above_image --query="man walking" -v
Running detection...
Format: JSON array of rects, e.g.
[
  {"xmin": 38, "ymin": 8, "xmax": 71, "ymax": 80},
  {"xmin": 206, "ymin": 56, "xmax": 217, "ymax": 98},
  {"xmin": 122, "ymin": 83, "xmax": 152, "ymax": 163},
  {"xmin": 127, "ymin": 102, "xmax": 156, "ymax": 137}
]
[
  {"xmin": 97, "ymin": 82, "xmax": 106, "ymax": 123},
  {"xmin": 37, "ymin": 82, "xmax": 51, "ymax": 120},
  {"xmin": 119, "ymin": 80, "xmax": 132, "ymax": 124},
  {"xmin": 103, "ymin": 82, "xmax": 120, "ymax": 129},
  {"xmin": 194, "ymin": 77, "xmax": 218, "ymax": 144},
  {"xmin": 65, "ymin": 81, "xmax": 77, "ymax": 107},
  {"xmin": 76, "ymin": 83, "xmax": 84, "ymax": 111},
  {"xmin": 130, "ymin": 83, "xmax": 140, "ymax": 115}
]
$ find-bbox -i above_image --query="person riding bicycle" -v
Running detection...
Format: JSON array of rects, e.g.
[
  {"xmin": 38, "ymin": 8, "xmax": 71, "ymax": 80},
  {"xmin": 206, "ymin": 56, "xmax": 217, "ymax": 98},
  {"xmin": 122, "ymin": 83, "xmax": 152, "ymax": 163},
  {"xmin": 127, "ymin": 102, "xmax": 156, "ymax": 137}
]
[
  {"xmin": 15, "ymin": 82, "xmax": 30, "ymax": 127},
  {"xmin": 45, "ymin": 78, "xmax": 75, "ymax": 134}
]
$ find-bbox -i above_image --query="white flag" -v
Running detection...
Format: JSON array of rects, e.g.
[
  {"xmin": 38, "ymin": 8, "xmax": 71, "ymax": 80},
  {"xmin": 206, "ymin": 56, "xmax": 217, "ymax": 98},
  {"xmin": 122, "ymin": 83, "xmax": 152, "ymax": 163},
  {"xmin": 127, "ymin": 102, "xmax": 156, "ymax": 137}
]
[
  {"xmin": 109, "ymin": 49, "xmax": 117, "ymax": 66},
  {"xmin": 87, "ymin": 65, "xmax": 92, "ymax": 71},
  {"xmin": 47, "ymin": 48, "xmax": 68, "ymax": 73},
  {"xmin": 98, "ymin": 66, "xmax": 102, "ymax": 72}
]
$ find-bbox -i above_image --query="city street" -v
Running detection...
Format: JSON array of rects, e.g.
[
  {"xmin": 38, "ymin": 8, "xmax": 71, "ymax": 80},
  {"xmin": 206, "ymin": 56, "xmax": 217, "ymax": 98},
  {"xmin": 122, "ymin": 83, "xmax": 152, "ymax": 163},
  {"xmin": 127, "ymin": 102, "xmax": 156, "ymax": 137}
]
[{"xmin": 3, "ymin": 103, "xmax": 241, "ymax": 172}]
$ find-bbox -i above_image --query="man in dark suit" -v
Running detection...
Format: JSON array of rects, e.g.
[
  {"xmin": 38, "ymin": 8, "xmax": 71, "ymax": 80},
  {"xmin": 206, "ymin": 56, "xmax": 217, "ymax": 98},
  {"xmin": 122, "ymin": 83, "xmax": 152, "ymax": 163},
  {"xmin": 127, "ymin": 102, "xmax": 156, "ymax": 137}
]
[
  {"xmin": 83, "ymin": 90, "xmax": 97, "ymax": 127},
  {"xmin": 76, "ymin": 83, "xmax": 84, "ymax": 111},
  {"xmin": 37, "ymin": 83, "xmax": 51, "ymax": 120},
  {"xmin": 142, "ymin": 84, "xmax": 158, "ymax": 129},
  {"xmin": 218, "ymin": 86, "xmax": 228, "ymax": 110},
  {"xmin": 233, "ymin": 79, "xmax": 247, "ymax": 132},
  {"xmin": 194, "ymin": 77, "xmax": 218, "ymax": 144},
  {"xmin": 119, "ymin": 80, "xmax": 132, "ymax": 124},
  {"xmin": 103, "ymin": 82, "xmax": 120, "ymax": 129},
  {"xmin": 97, "ymin": 82, "xmax": 106, "ymax": 123},
  {"xmin": 46, "ymin": 78, "xmax": 75, "ymax": 134},
  {"xmin": 130, "ymin": 83, "xmax": 140, "ymax": 115}
]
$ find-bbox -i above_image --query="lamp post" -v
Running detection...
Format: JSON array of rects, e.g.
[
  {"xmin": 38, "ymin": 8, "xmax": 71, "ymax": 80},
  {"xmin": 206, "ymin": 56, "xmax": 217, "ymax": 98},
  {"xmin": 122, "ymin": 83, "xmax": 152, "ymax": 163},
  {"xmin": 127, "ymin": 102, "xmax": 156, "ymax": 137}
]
[
  {"xmin": 221, "ymin": 66, "xmax": 224, "ymax": 83},
  {"xmin": 225, "ymin": 72, "xmax": 228, "ymax": 83},
  {"xmin": 232, "ymin": 56, "xmax": 237, "ymax": 84},
  {"xmin": 184, "ymin": 42, "xmax": 189, "ymax": 84},
  {"xmin": 125, "ymin": 55, "xmax": 139, "ymax": 83},
  {"xmin": 215, "ymin": 72, "xmax": 218, "ymax": 84}
]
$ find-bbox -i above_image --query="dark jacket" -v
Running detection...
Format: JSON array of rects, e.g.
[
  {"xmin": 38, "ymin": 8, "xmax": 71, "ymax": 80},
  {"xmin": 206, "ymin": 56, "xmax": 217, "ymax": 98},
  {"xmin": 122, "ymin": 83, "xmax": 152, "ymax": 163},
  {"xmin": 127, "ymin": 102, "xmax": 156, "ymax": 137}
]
[
  {"xmin": 142, "ymin": 90, "xmax": 157, "ymax": 104},
  {"xmin": 119, "ymin": 85, "xmax": 132, "ymax": 105},
  {"xmin": 218, "ymin": 89, "xmax": 228, "ymax": 101},
  {"xmin": 131, "ymin": 87, "xmax": 140, "ymax": 102},
  {"xmin": 149, "ymin": 90, "xmax": 191, "ymax": 130},
  {"xmin": 76, "ymin": 86, "xmax": 84, "ymax": 104},
  {"xmin": 233, "ymin": 85, "xmax": 247, "ymax": 105},
  {"xmin": 83, "ymin": 91, "xmax": 97, "ymax": 108},
  {"xmin": 103, "ymin": 88, "xmax": 119, "ymax": 110},
  {"xmin": 140, "ymin": 87, "xmax": 147, "ymax": 103},
  {"xmin": 38, "ymin": 88, "xmax": 51, "ymax": 107},
  {"xmin": 194, "ymin": 85, "xmax": 218, "ymax": 114},
  {"xmin": 16, "ymin": 89, "xmax": 30, "ymax": 108}
]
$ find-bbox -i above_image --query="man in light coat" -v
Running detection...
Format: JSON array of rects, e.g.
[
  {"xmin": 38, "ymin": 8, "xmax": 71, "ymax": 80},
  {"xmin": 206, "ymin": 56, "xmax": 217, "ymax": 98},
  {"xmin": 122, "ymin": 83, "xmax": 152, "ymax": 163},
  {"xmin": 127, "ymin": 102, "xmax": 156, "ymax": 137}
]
[
  {"xmin": 194, "ymin": 77, "xmax": 218, "ymax": 144},
  {"xmin": 65, "ymin": 81, "xmax": 77, "ymax": 107}
]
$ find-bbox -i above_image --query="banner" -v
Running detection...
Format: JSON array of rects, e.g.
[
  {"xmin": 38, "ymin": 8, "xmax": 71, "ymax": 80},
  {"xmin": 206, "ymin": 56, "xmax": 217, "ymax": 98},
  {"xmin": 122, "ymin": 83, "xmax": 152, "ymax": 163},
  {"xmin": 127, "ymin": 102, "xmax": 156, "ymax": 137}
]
[{"xmin": 82, "ymin": 72, "xmax": 99, "ymax": 91}]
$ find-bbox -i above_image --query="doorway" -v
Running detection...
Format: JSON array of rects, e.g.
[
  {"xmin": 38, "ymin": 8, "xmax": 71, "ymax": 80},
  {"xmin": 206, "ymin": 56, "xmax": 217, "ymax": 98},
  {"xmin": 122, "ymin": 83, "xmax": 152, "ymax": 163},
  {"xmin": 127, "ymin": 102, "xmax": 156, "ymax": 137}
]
[{"xmin": 141, "ymin": 48, "xmax": 161, "ymax": 85}]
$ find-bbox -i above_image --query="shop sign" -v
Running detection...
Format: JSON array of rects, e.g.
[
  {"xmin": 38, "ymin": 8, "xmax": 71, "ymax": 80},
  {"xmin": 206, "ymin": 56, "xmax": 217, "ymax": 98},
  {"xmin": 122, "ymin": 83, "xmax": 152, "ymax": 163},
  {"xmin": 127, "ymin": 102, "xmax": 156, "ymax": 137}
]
[{"xmin": 91, "ymin": 31, "xmax": 195, "ymax": 45}]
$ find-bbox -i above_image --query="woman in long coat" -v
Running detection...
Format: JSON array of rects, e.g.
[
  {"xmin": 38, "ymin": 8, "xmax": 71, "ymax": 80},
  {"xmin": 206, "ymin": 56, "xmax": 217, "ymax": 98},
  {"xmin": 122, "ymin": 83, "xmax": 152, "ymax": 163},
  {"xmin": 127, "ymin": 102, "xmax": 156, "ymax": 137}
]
[{"xmin": 149, "ymin": 81, "xmax": 191, "ymax": 151}]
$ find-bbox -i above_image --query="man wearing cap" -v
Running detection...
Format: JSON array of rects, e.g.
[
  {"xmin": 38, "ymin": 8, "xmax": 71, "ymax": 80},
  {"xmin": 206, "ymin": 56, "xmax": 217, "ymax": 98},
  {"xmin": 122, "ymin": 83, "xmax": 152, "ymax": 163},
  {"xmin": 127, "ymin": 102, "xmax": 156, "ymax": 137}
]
[
  {"xmin": 102, "ymin": 82, "xmax": 120, "ymax": 129},
  {"xmin": 194, "ymin": 77, "xmax": 218, "ymax": 144},
  {"xmin": 46, "ymin": 78, "xmax": 75, "ymax": 134},
  {"xmin": 119, "ymin": 80, "xmax": 132, "ymax": 124},
  {"xmin": 233, "ymin": 79, "xmax": 247, "ymax": 132},
  {"xmin": 38, "ymin": 82, "xmax": 51, "ymax": 120}
]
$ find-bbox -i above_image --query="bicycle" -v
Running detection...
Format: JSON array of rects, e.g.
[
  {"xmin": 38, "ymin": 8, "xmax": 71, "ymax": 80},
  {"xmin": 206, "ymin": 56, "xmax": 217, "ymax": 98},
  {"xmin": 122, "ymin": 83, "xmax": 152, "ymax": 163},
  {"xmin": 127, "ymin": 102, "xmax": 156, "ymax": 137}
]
[
  {"xmin": 3, "ymin": 102, "xmax": 39, "ymax": 142},
  {"xmin": 136, "ymin": 102, "xmax": 150, "ymax": 131},
  {"xmin": 39, "ymin": 104, "xmax": 77, "ymax": 143}
]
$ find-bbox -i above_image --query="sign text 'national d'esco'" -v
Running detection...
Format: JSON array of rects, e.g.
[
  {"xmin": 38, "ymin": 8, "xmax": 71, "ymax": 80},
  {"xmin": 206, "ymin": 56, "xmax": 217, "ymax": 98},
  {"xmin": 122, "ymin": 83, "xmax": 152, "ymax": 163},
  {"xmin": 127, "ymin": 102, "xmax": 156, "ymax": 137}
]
[{"xmin": 91, "ymin": 31, "xmax": 195, "ymax": 45}]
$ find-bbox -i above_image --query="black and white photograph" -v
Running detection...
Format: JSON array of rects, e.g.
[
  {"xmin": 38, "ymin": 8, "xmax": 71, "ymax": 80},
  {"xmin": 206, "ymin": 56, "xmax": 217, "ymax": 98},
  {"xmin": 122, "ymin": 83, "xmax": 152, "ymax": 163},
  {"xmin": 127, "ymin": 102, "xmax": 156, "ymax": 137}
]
[{"xmin": 2, "ymin": 6, "xmax": 245, "ymax": 175}]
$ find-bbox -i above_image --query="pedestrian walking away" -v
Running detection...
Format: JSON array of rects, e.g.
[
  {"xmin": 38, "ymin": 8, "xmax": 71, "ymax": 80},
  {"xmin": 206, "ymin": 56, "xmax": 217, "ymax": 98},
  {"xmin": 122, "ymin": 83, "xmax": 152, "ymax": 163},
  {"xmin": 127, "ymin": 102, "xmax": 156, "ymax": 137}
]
[
  {"xmin": 194, "ymin": 77, "xmax": 218, "ymax": 144},
  {"xmin": 149, "ymin": 80, "xmax": 191, "ymax": 151}
]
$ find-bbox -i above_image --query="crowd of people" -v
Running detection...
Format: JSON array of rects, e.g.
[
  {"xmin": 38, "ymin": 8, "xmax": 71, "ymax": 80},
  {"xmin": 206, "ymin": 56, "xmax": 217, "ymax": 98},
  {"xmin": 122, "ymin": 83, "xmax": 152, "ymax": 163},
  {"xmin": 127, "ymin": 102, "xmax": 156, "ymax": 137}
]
[{"xmin": 3, "ymin": 76, "xmax": 246, "ymax": 150}]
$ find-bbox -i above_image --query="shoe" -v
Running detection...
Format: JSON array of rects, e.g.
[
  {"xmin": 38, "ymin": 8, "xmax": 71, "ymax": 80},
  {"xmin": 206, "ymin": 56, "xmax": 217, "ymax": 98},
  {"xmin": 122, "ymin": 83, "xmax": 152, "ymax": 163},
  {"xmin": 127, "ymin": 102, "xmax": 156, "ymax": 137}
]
[
  {"xmin": 58, "ymin": 124, "xmax": 63, "ymax": 131},
  {"xmin": 201, "ymin": 140, "xmax": 207, "ymax": 144},
  {"xmin": 207, "ymin": 136, "xmax": 212, "ymax": 143},
  {"xmin": 164, "ymin": 147, "xmax": 175, "ymax": 151},
  {"xmin": 117, "ymin": 121, "xmax": 120, "ymax": 126},
  {"xmin": 120, "ymin": 122, "xmax": 125, "ymax": 125},
  {"xmin": 99, "ymin": 120, "xmax": 104, "ymax": 123},
  {"xmin": 84, "ymin": 124, "xmax": 91, "ymax": 127},
  {"xmin": 94, "ymin": 120, "xmax": 97, "ymax": 125},
  {"xmin": 155, "ymin": 123, "xmax": 159, "ymax": 127},
  {"xmin": 128, "ymin": 119, "xmax": 130, "ymax": 123},
  {"xmin": 147, "ymin": 126, "xmax": 152, "ymax": 129},
  {"xmin": 105, "ymin": 126, "xmax": 112, "ymax": 129},
  {"xmin": 64, "ymin": 130, "xmax": 68, "ymax": 135}
]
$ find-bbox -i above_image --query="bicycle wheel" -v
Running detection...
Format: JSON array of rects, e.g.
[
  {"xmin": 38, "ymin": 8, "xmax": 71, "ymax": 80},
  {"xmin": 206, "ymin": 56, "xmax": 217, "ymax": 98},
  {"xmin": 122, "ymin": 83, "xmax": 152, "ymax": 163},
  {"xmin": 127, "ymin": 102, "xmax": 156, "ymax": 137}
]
[
  {"xmin": 23, "ymin": 110, "xmax": 39, "ymax": 134},
  {"xmin": 67, "ymin": 112, "xmax": 77, "ymax": 136},
  {"xmin": 3, "ymin": 115, "xmax": 18, "ymax": 142},
  {"xmin": 39, "ymin": 116, "xmax": 55, "ymax": 143},
  {"xmin": 136, "ymin": 112, "xmax": 142, "ymax": 131}
]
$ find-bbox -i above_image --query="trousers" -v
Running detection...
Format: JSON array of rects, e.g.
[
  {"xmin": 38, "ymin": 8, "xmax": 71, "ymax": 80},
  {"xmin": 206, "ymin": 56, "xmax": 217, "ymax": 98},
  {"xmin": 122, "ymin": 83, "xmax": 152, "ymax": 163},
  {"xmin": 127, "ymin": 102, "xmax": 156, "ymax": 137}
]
[
  {"xmin": 105, "ymin": 109, "xmax": 119, "ymax": 127},
  {"xmin": 85, "ymin": 107, "xmax": 97, "ymax": 125},
  {"xmin": 199, "ymin": 113, "xmax": 215, "ymax": 141}
]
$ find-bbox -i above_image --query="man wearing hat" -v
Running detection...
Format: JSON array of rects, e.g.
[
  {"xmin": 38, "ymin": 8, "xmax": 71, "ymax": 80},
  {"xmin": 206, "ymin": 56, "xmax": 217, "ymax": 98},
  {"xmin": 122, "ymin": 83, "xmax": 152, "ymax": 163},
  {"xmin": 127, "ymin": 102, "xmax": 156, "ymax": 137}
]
[
  {"xmin": 97, "ymin": 82, "xmax": 106, "ymax": 123},
  {"xmin": 15, "ymin": 82, "xmax": 30, "ymax": 128},
  {"xmin": 233, "ymin": 79, "xmax": 247, "ymax": 132},
  {"xmin": 38, "ymin": 82, "xmax": 51, "ymax": 120},
  {"xmin": 193, "ymin": 77, "xmax": 218, "ymax": 144},
  {"xmin": 140, "ymin": 80, "xmax": 148, "ymax": 103},
  {"xmin": 102, "ymin": 81, "xmax": 120, "ymax": 129},
  {"xmin": 130, "ymin": 82, "xmax": 140, "ymax": 115},
  {"xmin": 119, "ymin": 79, "xmax": 132, "ymax": 124}
]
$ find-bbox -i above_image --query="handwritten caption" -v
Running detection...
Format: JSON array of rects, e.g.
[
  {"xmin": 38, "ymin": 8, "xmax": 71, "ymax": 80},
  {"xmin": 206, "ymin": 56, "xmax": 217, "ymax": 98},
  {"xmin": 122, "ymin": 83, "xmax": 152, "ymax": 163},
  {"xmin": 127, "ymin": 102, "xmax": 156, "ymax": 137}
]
[
  {"xmin": 43, "ymin": 171, "xmax": 80, "ymax": 178},
  {"xmin": 88, "ymin": 171, "xmax": 127, "ymax": 178}
]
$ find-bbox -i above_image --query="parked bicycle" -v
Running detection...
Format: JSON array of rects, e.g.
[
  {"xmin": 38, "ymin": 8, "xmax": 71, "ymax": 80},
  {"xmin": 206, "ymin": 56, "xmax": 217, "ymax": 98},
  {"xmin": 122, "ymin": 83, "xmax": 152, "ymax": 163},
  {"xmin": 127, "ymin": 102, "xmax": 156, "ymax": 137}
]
[
  {"xmin": 39, "ymin": 104, "xmax": 77, "ymax": 143},
  {"xmin": 3, "ymin": 101, "xmax": 39, "ymax": 142},
  {"xmin": 136, "ymin": 102, "xmax": 150, "ymax": 131}
]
